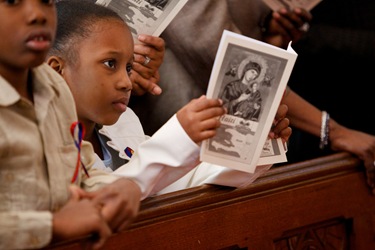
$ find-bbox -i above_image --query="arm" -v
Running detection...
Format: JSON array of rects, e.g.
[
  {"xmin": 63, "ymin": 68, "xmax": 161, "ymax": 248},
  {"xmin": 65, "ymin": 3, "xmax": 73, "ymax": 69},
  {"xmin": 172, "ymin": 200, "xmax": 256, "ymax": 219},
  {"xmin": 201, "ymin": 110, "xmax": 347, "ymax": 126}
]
[
  {"xmin": 281, "ymin": 87, "xmax": 322, "ymax": 137},
  {"xmin": 114, "ymin": 96, "xmax": 226, "ymax": 199},
  {"xmin": 115, "ymin": 99, "xmax": 287, "ymax": 197},
  {"xmin": 282, "ymin": 88, "xmax": 375, "ymax": 192},
  {"xmin": 158, "ymin": 102, "xmax": 292, "ymax": 194}
]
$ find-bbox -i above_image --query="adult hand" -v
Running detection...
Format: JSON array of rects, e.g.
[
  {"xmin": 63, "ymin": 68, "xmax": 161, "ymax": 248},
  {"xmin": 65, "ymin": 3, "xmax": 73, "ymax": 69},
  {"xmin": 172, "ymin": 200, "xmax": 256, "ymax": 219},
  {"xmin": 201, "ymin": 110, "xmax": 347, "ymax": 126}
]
[
  {"xmin": 268, "ymin": 103, "xmax": 292, "ymax": 144},
  {"xmin": 329, "ymin": 122, "xmax": 375, "ymax": 194},
  {"xmin": 263, "ymin": 8, "xmax": 313, "ymax": 48},
  {"xmin": 132, "ymin": 34, "xmax": 165, "ymax": 96},
  {"xmin": 177, "ymin": 95, "xmax": 226, "ymax": 143}
]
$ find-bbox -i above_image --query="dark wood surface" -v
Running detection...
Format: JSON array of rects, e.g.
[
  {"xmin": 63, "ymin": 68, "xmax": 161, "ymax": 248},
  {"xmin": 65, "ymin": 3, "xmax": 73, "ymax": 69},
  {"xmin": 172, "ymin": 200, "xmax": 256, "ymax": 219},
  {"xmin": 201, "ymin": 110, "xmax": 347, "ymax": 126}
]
[{"xmin": 44, "ymin": 152, "xmax": 375, "ymax": 250}]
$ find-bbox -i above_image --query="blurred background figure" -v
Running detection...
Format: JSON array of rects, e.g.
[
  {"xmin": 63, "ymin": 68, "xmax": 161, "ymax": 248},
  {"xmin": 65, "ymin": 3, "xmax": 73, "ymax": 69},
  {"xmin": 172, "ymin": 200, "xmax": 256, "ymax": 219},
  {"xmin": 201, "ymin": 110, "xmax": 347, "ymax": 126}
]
[
  {"xmin": 129, "ymin": 0, "xmax": 311, "ymax": 135},
  {"xmin": 285, "ymin": 0, "xmax": 375, "ymax": 163}
]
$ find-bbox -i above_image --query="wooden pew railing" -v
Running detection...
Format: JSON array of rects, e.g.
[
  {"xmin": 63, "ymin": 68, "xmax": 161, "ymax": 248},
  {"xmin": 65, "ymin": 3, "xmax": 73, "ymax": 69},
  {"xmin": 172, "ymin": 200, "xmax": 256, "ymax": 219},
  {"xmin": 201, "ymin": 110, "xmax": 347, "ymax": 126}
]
[{"xmin": 44, "ymin": 152, "xmax": 375, "ymax": 249}]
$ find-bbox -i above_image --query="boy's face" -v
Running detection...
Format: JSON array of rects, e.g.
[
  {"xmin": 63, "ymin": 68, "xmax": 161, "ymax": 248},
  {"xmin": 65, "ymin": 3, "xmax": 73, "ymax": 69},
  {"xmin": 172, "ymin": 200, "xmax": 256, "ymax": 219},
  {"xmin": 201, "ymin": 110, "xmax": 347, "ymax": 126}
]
[
  {"xmin": 62, "ymin": 19, "xmax": 134, "ymax": 126},
  {"xmin": 0, "ymin": 0, "xmax": 56, "ymax": 74}
]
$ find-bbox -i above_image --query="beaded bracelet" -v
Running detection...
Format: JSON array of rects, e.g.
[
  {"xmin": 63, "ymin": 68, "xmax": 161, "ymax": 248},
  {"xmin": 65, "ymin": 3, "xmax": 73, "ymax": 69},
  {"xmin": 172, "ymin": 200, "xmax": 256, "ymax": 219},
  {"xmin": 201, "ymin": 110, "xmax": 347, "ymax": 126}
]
[{"xmin": 319, "ymin": 111, "xmax": 330, "ymax": 149}]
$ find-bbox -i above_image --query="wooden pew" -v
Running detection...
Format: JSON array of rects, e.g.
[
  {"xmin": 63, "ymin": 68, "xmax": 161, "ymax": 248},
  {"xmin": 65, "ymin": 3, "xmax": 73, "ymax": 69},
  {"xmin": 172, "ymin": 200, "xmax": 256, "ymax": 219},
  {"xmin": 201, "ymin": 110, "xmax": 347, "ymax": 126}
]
[{"xmin": 44, "ymin": 152, "xmax": 375, "ymax": 249}]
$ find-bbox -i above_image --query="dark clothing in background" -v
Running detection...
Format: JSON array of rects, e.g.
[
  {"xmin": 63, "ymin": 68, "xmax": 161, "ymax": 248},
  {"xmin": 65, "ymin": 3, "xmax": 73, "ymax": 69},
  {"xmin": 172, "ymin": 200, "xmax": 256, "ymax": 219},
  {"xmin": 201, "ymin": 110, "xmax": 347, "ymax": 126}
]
[{"xmin": 286, "ymin": 0, "xmax": 375, "ymax": 163}]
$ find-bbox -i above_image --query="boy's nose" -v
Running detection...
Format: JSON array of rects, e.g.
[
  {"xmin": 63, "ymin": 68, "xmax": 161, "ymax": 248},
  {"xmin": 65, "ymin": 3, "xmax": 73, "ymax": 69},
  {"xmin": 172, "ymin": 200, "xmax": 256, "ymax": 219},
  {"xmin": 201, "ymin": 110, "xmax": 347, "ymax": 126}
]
[
  {"xmin": 117, "ymin": 73, "xmax": 133, "ymax": 92},
  {"xmin": 27, "ymin": 1, "xmax": 48, "ymax": 25}
]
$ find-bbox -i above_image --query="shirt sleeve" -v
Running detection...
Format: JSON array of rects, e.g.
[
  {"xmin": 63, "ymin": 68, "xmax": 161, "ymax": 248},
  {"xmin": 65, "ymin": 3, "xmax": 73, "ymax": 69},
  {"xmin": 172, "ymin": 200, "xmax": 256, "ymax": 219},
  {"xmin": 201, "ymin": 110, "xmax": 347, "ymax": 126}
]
[
  {"xmin": 158, "ymin": 163, "xmax": 273, "ymax": 195},
  {"xmin": 0, "ymin": 211, "xmax": 52, "ymax": 249},
  {"xmin": 113, "ymin": 114, "xmax": 200, "ymax": 200}
]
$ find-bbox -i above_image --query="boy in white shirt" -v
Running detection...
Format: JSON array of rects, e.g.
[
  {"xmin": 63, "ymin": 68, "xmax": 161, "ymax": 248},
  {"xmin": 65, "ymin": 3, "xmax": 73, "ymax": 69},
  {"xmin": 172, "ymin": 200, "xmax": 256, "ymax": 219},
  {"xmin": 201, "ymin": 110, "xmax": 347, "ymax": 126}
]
[{"xmin": 47, "ymin": 0, "xmax": 291, "ymax": 200}]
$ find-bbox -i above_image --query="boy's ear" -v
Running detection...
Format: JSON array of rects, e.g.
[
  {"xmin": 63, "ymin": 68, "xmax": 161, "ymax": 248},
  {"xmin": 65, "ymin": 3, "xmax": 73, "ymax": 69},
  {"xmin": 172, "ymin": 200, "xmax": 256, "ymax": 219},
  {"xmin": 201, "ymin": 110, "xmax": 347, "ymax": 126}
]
[{"xmin": 46, "ymin": 56, "xmax": 64, "ymax": 75}]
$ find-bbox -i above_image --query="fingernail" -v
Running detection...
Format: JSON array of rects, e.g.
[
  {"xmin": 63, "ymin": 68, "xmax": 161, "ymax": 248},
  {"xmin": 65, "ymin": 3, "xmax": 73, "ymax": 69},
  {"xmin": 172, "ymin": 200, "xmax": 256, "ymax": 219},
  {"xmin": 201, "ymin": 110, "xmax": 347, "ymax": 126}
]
[
  {"xmin": 152, "ymin": 86, "xmax": 162, "ymax": 95},
  {"xmin": 279, "ymin": 8, "xmax": 287, "ymax": 14},
  {"xmin": 269, "ymin": 132, "xmax": 275, "ymax": 139},
  {"xmin": 138, "ymin": 35, "xmax": 145, "ymax": 41}
]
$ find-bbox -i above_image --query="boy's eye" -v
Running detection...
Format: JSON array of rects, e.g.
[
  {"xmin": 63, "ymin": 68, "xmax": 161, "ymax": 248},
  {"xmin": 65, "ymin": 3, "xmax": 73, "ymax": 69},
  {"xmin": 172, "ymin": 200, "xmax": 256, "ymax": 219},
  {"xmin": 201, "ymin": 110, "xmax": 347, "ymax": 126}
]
[
  {"xmin": 126, "ymin": 63, "xmax": 133, "ymax": 74},
  {"xmin": 41, "ymin": 0, "xmax": 54, "ymax": 4},
  {"xmin": 104, "ymin": 60, "xmax": 116, "ymax": 69},
  {"xmin": 3, "ymin": 0, "xmax": 54, "ymax": 5},
  {"xmin": 5, "ymin": 0, "xmax": 20, "ymax": 4}
]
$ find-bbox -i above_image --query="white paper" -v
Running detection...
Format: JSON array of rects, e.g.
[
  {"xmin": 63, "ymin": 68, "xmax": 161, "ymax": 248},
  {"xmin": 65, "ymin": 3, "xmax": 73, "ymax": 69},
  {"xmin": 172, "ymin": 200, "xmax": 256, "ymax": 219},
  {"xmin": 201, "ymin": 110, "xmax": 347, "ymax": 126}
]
[
  {"xmin": 96, "ymin": 0, "xmax": 188, "ymax": 41},
  {"xmin": 200, "ymin": 30, "xmax": 297, "ymax": 173}
]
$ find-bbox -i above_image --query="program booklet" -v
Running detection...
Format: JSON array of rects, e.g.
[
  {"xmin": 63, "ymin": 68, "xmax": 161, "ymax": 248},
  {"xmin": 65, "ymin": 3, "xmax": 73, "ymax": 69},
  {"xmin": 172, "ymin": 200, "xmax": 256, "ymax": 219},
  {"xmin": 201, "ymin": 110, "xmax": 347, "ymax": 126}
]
[
  {"xmin": 95, "ymin": 0, "xmax": 188, "ymax": 42},
  {"xmin": 200, "ymin": 30, "xmax": 297, "ymax": 173},
  {"xmin": 262, "ymin": 0, "xmax": 322, "ymax": 11}
]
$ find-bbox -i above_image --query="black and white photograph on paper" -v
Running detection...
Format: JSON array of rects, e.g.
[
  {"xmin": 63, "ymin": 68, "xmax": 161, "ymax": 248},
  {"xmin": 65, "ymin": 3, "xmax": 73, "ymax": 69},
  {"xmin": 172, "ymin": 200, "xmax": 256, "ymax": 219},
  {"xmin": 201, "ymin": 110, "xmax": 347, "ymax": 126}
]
[
  {"xmin": 95, "ymin": 0, "xmax": 187, "ymax": 41},
  {"xmin": 200, "ymin": 30, "xmax": 297, "ymax": 173},
  {"xmin": 262, "ymin": 0, "xmax": 322, "ymax": 11}
]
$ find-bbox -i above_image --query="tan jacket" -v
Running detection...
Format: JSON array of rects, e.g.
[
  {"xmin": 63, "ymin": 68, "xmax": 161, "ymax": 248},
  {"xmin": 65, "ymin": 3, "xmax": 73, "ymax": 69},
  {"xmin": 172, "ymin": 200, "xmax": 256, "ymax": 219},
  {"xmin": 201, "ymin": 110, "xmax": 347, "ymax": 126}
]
[{"xmin": 0, "ymin": 63, "xmax": 118, "ymax": 249}]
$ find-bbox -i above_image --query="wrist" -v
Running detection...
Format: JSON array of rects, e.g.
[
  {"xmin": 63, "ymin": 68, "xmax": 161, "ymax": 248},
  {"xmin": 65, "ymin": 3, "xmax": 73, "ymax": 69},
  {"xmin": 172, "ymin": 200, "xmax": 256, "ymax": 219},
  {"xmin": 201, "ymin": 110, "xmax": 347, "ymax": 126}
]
[{"xmin": 327, "ymin": 118, "xmax": 343, "ymax": 145}]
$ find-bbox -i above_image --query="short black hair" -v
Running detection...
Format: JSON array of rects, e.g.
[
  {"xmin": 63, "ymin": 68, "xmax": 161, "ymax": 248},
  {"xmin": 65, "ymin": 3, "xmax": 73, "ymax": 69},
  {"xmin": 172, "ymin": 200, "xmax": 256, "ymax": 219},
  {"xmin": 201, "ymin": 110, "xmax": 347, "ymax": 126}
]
[{"xmin": 49, "ymin": 0, "xmax": 126, "ymax": 63}]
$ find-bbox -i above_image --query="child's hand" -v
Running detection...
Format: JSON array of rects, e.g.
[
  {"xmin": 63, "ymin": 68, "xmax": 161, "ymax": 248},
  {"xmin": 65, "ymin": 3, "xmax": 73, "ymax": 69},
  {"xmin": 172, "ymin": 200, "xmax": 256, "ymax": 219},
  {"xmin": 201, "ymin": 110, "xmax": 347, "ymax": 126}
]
[
  {"xmin": 177, "ymin": 95, "xmax": 227, "ymax": 144},
  {"xmin": 90, "ymin": 178, "xmax": 141, "ymax": 233},
  {"xmin": 131, "ymin": 34, "xmax": 165, "ymax": 96},
  {"xmin": 52, "ymin": 186, "xmax": 111, "ymax": 250},
  {"xmin": 268, "ymin": 103, "xmax": 292, "ymax": 144}
]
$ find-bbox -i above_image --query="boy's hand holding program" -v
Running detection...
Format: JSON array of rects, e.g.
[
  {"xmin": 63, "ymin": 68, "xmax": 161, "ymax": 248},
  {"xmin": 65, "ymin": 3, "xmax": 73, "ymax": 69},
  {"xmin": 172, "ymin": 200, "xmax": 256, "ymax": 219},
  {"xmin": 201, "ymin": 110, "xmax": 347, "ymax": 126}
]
[{"xmin": 177, "ymin": 95, "xmax": 226, "ymax": 143}]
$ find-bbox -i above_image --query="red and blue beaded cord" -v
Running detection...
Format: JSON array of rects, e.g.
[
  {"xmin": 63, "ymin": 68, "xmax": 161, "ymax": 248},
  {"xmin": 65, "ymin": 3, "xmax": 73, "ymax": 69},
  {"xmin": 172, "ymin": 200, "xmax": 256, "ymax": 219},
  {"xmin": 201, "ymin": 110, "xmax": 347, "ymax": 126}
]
[{"xmin": 70, "ymin": 121, "xmax": 90, "ymax": 184}]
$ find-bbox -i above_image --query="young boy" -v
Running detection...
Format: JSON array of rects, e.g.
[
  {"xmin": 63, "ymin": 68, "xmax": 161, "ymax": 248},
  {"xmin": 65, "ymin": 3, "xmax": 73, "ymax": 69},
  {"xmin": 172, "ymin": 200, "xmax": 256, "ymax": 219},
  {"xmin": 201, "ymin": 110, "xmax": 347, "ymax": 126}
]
[
  {"xmin": 47, "ymin": 0, "xmax": 291, "ymax": 200},
  {"xmin": 0, "ymin": 0, "xmax": 141, "ymax": 249}
]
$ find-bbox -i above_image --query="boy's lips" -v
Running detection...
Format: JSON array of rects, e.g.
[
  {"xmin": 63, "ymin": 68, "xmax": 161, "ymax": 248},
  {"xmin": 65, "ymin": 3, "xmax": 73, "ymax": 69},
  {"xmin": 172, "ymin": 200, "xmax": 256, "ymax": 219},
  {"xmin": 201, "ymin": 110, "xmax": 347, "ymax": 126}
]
[
  {"xmin": 25, "ymin": 31, "xmax": 52, "ymax": 51},
  {"xmin": 112, "ymin": 97, "xmax": 129, "ymax": 113}
]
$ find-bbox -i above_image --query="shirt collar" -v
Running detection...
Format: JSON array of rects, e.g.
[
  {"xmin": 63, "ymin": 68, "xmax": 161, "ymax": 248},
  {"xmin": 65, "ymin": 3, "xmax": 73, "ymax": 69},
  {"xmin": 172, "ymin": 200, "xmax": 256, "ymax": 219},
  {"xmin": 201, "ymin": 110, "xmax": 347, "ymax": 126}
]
[
  {"xmin": 0, "ymin": 63, "xmax": 61, "ymax": 107},
  {"xmin": 0, "ymin": 74, "xmax": 21, "ymax": 106}
]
